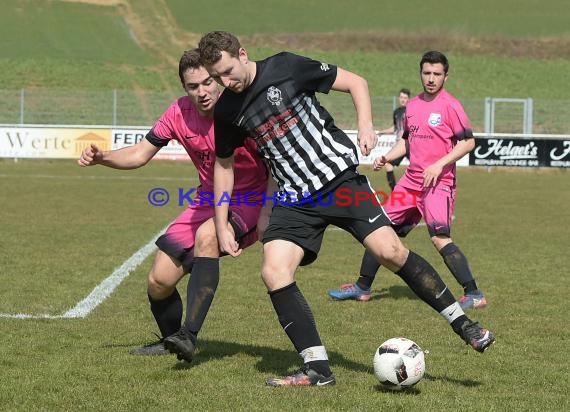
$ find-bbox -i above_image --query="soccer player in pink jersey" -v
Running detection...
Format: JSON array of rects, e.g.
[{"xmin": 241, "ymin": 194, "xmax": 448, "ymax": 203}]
[
  {"xmin": 78, "ymin": 49, "xmax": 271, "ymax": 360},
  {"xmin": 329, "ymin": 51, "xmax": 487, "ymax": 310}
]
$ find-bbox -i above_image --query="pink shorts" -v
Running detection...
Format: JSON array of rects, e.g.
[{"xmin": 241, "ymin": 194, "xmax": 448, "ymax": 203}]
[
  {"xmin": 384, "ymin": 183, "xmax": 455, "ymax": 238},
  {"xmin": 155, "ymin": 202, "xmax": 262, "ymax": 271}
]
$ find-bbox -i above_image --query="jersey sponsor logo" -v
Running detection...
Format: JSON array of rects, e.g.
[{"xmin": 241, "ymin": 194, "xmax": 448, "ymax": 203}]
[
  {"xmin": 267, "ymin": 86, "xmax": 283, "ymax": 106},
  {"xmin": 320, "ymin": 62, "xmax": 330, "ymax": 71},
  {"xmin": 428, "ymin": 112, "xmax": 442, "ymax": 126}
]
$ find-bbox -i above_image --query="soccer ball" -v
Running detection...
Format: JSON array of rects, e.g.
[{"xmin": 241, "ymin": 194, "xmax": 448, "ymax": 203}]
[{"xmin": 373, "ymin": 337, "xmax": 425, "ymax": 390}]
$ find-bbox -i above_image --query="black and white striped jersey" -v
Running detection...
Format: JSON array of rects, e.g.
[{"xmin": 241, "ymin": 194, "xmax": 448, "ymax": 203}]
[{"xmin": 215, "ymin": 52, "xmax": 358, "ymax": 200}]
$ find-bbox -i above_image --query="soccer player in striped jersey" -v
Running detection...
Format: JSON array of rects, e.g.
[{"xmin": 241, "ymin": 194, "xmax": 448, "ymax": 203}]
[{"xmin": 197, "ymin": 32, "xmax": 495, "ymax": 387}]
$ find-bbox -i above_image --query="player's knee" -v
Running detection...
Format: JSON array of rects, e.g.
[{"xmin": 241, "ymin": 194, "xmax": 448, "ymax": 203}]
[
  {"xmin": 365, "ymin": 227, "xmax": 408, "ymax": 270},
  {"xmin": 147, "ymin": 270, "xmax": 176, "ymax": 299},
  {"xmin": 261, "ymin": 260, "xmax": 294, "ymax": 291},
  {"xmin": 194, "ymin": 225, "xmax": 220, "ymax": 257},
  {"xmin": 431, "ymin": 235, "xmax": 451, "ymax": 251}
]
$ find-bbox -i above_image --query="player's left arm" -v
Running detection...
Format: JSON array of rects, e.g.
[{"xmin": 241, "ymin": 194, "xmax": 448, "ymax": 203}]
[
  {"xmin": 423, "ymin": 138, "xmax": 475, "ymax": 184},
  {"xmin": 214, "ymin": 155, "xmax": 242, "ymax": 256},
  {"xmin": 423, "ymin": 102, "xmax": 474, "ymax": 187},
  {"xmin": 332, "ymin": 68, "xmax": 376, "ymax": 156}
]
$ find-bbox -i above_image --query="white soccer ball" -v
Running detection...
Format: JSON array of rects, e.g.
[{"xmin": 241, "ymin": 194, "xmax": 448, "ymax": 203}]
[{"xmin": 373, "ymin": 337, "xmax": 425, "ymax": 390}]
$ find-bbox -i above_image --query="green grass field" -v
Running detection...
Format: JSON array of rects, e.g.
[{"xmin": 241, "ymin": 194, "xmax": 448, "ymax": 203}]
[{"xmin": 0, "ymin": 159, "xmax": 568, "ymax": 410}]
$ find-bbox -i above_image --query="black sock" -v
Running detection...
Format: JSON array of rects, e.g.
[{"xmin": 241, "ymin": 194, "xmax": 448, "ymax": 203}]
[
  {"xmin": 387, "ymin": 171, "xmax": 396, "ymax": 191},
  {"xmin": 269, "ymin": 282, "xmax": 331, "ymax": 377},
  {"xmin": 356, "ymin": 250, "xmax": 381, "ymax": 290},
  {"xmin": 440, "ymin": 243, "xmax": 478, "ymax": 293},
  {"xmin": 395, "ymin": 251, "xmax": 456, "ymax": 312},
  {"xmin": 181, "ymin": 257, "xmax": 219, "ymax": 343},
  {"xmin": 148, "ymin": 289, "xmax": 182, "ymax": 338}
]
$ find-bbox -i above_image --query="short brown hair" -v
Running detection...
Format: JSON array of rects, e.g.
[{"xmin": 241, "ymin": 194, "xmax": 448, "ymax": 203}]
[
  {"xmin": 178, "ymin": 49, "xmax": 202, "ymax": 84},
  {"xmin": 420, "ymin": 51, "xmax": 449, "ymax": 74},
  {"xmin": 198, "ymin": 31, "xmax": 241, "ymax": 66}
]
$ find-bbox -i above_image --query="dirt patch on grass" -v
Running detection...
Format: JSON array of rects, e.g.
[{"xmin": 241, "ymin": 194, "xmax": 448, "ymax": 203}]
[{"xmin": 245, "ymin": 32, "xmax": 570, "ymax": 60}]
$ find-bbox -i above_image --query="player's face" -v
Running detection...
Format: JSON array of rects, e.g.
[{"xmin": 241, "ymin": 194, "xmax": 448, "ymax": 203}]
[
  {"xmin": 206, "ymin": 49, "xmax": 252, "ymax": 93},
  {"xmin": 420, "ymin": 63, "xmax": 448, "ymax": 97},
  {"xmin": 398, "ymin": 92, "xmax": 410, "ymax": 107},
  {"xmin": 182, "ymin": 66, "xmax": 220, "ymax": 116}
]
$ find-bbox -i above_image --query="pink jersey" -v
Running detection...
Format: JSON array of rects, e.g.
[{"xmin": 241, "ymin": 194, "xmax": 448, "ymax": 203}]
[
  {"xmin": 149, "ymin": 96, "xmax": 268, "ymax": 197},
  {"xmin": 399, "ymin": 89, "xmax": 472, "ymax": 191}
]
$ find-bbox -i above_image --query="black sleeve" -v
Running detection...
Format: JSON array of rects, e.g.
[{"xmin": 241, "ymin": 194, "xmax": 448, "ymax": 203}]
[
  {"xmin": 145, "ymin": 129, "xmax": 169, "ymax": 148},
  {"xmin": 214, "ymin": 105, "xmax": 247, "ymax": 158},
  {"xmin": 284, "ymin": 52, "xmax": 338, "ymax": 94}
]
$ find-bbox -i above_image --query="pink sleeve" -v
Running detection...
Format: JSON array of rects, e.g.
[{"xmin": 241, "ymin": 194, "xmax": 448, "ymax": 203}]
[
  {"xmin": 448, "ymin": 100, "xmax": 473, "ymax": 139},
  {"xmin": 151, "ymin": 102, "xmax": 178, "ymax": 142}
]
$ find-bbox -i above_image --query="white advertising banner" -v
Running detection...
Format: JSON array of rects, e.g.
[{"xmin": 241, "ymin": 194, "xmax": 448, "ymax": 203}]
[
  {"xmin": 111, "ymin": 127, "xmax": 189, "ymax": 161},
  {"xmin": 0, "ymin": 125, "xmax": 469, "ymax": 167},
  {"xmin": 0, "ymin": 126, "xmax": 111, "ymax": 159},
  {"xmin": 345, "ymin": 130, "xmax": 468, "ymax": 166}
]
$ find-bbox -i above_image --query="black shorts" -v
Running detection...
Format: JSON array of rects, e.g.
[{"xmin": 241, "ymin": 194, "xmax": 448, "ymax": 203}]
[{"xmin": 262, "ymin": 168, "xmax": 392, "ymax": 266}]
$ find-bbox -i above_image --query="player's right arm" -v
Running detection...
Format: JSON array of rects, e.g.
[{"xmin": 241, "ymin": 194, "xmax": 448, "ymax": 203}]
[
  {"xmin": 373, "ymin": 138, "xmax": 407, "ymax": 170},
  {"xmin": 77, "ymin": 138, "xmax": 160, "ymax": 169},
  {"xmin": 214, "ymin": 155, "xmax": 241, "ymax": 257},
  {"xmin": 378, "ymin": 125, "xmax": 396, "ymax": 135},
  {"xmin": 332, "ymin": 67, "xmax": 376, "ymax": 156}
]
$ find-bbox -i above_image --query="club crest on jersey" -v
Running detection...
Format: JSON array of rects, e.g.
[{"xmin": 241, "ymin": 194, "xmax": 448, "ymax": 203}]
[
  {"xmin": 267, "ymin": 86, "xmax": 283, "ymax": 106},
  {"xmin": 320, "ymin": 62, "xmax": 330, "ymax": 71},
  {"xmin": 428, "ymin": 112, "xmax": 442, "ymax": 126}
]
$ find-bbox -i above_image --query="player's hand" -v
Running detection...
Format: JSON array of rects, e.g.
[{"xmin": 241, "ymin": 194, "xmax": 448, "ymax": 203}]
[
  {"xmin": 422, "ymin": 163, "xmax": 443, "ymax": 187},
  {"xmin": 77, "ymin": 143, "xmax": 102, "ymax": 167},
  {"xmin": 357, "ymin": 127, "xmax": 377, "ymax": 157},
  {"xmin": 373, "ymin": 156, "xmax": 388, "ymax": 171},
  {"xmin": 218, "ymin": 227, "xmax": 242, "ymax": 257}
]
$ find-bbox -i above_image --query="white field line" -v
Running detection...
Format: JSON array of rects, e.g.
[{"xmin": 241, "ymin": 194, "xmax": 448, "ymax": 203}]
[
  {"xmin": 0, "ymin": 225, "xmax": 168, "ymax": 319},
  {"xmin": 0, "ymin": 173, "xmax": 197, "ymax": 182}
]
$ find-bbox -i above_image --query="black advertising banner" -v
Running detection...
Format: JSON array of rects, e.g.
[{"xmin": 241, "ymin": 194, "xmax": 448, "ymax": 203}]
[
  {"xmin": 547, "ymin": 139, "xmax": 570, "ymax": 167},
  {"xmin": 470, "ymin": 137, "xmax": 570, "ymax": 168}
]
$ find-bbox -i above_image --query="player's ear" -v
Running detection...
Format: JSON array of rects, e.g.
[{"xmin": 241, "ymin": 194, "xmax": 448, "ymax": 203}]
[{"xmin": 239, "ymin": 47, "xmax": 248, "ymax": 63}]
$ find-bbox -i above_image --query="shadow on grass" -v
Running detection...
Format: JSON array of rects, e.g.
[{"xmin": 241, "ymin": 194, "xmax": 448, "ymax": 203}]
[
  {"xmin": 370, "ymin": 373, "xmax": 481, "ymax": 393},
  {"xmin": 423, "ymin": 373, "xmax": 481, "ymax": 387},
  {"xmin": 373, "ymin": 384, "xmax": 422, "ymax": 394},
  {"xmin": 170, "ymin": 338, "xmax": 370, "ymax": 375},
  {"xmin": 373, "ymin": 285, "xmax": 418, "ymax": 301}
]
